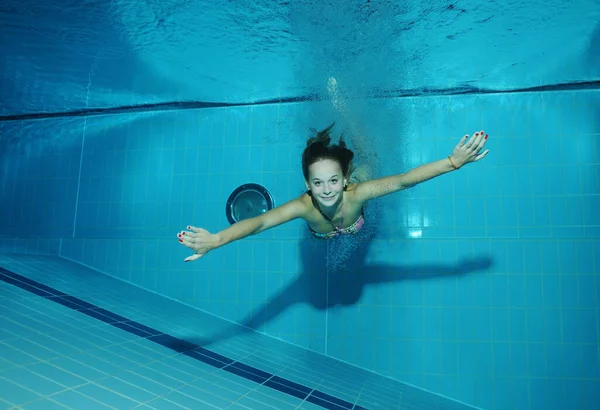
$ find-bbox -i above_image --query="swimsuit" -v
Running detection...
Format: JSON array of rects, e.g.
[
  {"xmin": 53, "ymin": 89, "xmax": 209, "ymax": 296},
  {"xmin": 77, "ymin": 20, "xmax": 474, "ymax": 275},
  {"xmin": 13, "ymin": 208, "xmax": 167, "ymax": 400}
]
[{"xmin": 306, "ymin": 190, "xmax": 365, "ymax": 239}]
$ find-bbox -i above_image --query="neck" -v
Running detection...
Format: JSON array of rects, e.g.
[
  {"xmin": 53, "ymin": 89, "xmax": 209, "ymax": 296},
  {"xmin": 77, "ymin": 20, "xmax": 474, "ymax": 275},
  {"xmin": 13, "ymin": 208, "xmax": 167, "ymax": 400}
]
[{"xmin": 318, "ymin": 193, "xmax": 343, "ymax": 214}]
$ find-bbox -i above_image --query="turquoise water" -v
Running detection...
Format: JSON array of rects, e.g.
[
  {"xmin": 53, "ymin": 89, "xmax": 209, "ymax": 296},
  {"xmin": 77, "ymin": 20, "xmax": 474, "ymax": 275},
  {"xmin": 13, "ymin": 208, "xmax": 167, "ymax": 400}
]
[{"xmin": 1, "ymin": 1, "xmax": 600, "ymax": 409}]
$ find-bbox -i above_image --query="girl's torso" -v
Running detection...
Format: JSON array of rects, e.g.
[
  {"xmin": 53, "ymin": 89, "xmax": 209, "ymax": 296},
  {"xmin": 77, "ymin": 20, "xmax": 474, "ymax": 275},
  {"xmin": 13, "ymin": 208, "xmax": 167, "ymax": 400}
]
[{"xmin": 300, "ymin": 183, "xmax": 365, "ymax": 236}]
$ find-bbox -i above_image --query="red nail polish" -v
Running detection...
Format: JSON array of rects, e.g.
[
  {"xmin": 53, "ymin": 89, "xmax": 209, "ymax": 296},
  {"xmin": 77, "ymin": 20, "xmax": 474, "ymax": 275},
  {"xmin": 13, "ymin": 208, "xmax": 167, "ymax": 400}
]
[
  {"xmin": 179, "ymin": 239, "xmax": 183, "ymax": 242},
  {"xmin": 182, "ymin": 232, "xmax": 185, "ymax": 235},
  {"xmin": 485, "ymin": 134, "xmax": 488, "ymax": 139}
]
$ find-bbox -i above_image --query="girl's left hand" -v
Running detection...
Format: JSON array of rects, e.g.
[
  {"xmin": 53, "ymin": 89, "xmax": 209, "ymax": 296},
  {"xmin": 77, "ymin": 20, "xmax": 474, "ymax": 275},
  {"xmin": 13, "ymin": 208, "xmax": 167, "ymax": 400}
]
[{"xmin": 451, "ymin": 130, "xmax": 490, "ymax": 168}]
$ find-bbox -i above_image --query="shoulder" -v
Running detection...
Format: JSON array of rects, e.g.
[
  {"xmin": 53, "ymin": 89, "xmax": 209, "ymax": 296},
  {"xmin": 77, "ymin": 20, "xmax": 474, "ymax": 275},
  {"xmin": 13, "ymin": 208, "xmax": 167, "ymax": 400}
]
[
  {"xmin": 346, "ymin": 176, "xmax": 404, "ymax": 202},
  {"xmin": 344, "ymin": 183, "xmax": 366, "ymax": 208},
  {"xmin": 257, "ymin": 193, "xmax": 312, "ymax": 232},
  {"xmin": 273, "ymin": 192, "xmax": 313, "ymax": 219},
  {"xmin": 279, "ymin": 192, "xmax": 314, "ymax": 219},
  {"xmin": 296, "ymin": 192, "xmax": 314, "ymax": 216}
]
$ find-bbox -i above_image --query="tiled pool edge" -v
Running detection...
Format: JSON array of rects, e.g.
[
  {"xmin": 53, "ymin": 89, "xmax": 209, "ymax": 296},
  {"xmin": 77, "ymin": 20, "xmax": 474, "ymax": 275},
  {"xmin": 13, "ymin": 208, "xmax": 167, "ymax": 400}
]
[{"xmin": 0, "ymin": 266, "xmax": 367, "ymax": 410}]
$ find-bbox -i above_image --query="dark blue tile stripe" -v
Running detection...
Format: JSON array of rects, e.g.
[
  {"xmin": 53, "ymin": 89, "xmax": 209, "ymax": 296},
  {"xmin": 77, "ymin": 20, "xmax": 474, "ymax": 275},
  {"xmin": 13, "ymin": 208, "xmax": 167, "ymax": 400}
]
[
  {"xmin": 270, "ymin": 375, "xmax": 312, "ymax": 394},
  {"xmin": 306, "ymin": 394, "xmax": 351, "ymax": 410},
  {"xmin": 230, "ymin": 361, "xmax": 272, "ymax": 380},
  {"xmin": 184, "ymin": 348, "xmax": 231, "ymax": 369},
  {"xmin": 0, "ymin": 269, "xmax": 68, "ymax": 297},
  {"xmin": 264, "ymin": 378, "xmax": 309, "ymax": 400},
  {"xmin": 224, "ymin": 363, "xmax": 270, "ymax": 384},
  {"xmin": 0, "ymin": 267, "xmax": 369, "ymax": 410},
  {"xmin": 312, "ymin": 390, "xmax": 353, "ymax": 409}
]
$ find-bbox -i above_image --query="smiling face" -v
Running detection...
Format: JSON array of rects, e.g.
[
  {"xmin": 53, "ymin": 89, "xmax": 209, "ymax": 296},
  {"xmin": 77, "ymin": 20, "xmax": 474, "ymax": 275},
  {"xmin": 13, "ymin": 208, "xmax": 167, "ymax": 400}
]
[{"xmin": 305, "ymin": 158, "xmax": 347, "ymax": 207}]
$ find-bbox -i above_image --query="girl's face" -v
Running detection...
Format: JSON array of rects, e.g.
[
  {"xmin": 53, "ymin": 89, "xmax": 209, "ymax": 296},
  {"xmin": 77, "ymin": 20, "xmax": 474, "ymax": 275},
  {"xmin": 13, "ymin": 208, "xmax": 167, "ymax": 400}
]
[{"xmin": 305, "ymin": 159, "xmax": 347, "ymax": 207}]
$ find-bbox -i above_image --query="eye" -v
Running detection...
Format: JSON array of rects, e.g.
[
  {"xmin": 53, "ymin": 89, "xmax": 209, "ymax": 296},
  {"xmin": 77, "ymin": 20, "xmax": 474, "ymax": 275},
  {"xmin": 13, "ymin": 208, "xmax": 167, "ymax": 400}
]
[
  {"xmin": 314, "ymin": 182, "xmax": 321, "ymax": 186},
  {"xmin": 331, "ymin": 179, "xmax": 338, "ymax": 184}
]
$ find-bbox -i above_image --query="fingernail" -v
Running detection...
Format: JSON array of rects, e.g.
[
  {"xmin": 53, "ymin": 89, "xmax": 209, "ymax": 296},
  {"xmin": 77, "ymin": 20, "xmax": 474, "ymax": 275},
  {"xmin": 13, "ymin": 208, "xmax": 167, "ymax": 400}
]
[
  {"xmin": 182, "ymin": 232, "xmax": 185, "ymax": 235},
  {"xmin": 187, "ymin": 226, "xmax": 190, "ymax": 229},
  {"xmin": 485, "ymin": 134, "xmax": 488, "ymax": 139},
  {"xmin": 179, "ymin": 239, "xmax": 183, "ymax": 242}
]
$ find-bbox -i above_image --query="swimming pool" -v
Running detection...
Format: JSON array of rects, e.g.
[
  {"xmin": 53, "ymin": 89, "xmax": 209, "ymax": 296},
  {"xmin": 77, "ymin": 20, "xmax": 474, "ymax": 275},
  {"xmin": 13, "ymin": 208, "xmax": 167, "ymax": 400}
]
[{"xmin": 1, "ymin": 1, "xmax": 599, "ymax": 409}]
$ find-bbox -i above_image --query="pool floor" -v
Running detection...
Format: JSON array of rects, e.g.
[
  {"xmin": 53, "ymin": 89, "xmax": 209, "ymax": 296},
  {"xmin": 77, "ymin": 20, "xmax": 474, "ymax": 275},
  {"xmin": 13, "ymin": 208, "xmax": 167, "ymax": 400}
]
[{"xmin": 0, "ymin": 254, "xmax": 477, "ymax": 410}]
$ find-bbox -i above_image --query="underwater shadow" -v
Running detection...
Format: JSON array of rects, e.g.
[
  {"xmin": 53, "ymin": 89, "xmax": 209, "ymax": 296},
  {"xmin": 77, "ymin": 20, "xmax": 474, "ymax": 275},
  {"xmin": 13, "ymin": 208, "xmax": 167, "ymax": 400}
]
[{"xmin": 179, "ymin": 205, "xmax": 494, "ymax": 348}]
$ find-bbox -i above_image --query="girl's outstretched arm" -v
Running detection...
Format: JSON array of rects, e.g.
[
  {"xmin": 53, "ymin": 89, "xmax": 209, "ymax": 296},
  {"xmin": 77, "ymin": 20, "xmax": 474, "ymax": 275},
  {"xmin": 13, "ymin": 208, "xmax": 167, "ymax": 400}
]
[
  {"xmin": 178, "ymin": 196, "xmax": 307, "ymax": 262},
  {"xmin": 353, "ymin": 131, "xmax": 490, "ymax": 202}
]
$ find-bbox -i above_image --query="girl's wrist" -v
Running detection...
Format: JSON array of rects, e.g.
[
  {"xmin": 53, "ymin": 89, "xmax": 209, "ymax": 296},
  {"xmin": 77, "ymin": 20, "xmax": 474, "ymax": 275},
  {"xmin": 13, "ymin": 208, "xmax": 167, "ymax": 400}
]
[{"xmin": 447, "ymin": 155, "xmax": 461, "ymax": 170}]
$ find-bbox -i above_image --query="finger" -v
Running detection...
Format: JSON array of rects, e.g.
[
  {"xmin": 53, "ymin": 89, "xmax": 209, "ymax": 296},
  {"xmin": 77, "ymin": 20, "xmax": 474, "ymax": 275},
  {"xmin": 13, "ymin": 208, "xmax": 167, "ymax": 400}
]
[
  {"xmin": 184, "ymin": 254, "xmax": 202, "ymax": 262},
  {"xmin": 475, "ymin": 133, "xmax": 488, "ymax": 152},
  {"xmin": 181, "ymin": 230, "xmax": 194, "ymax": 239},
  {"xmin": 183, "ymin": 236, "xmax": 195, "ymax": 246},
  {"xmin": 463, "ymin": 131, "xmax": 479, "ymax": 149},
  {"xmin": 475, "ymin": 149, "xmax": 490, "ymax": 161},
  {"xmin": 187, "ymin": 225, "xmax": 202, "ymax": 234},
  {"xmin": 469, "ymin": 131, "xmax": 484, "ymax": 151},
  {"xmin": 178, "ymin": 233, "xmax": 195, "ymax": 247}
]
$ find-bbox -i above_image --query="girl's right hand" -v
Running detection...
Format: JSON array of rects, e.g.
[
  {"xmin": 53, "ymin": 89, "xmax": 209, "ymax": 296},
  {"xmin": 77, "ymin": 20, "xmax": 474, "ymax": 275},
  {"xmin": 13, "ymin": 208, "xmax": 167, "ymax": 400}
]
[{"xmin": 177, "ymin": 226, "xmax": 219, "ymax": 262}]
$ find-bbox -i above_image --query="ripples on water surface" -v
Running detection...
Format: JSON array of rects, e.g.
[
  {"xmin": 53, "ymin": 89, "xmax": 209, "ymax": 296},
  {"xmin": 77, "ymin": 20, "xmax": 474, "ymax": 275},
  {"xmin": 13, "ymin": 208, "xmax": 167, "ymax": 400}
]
[{"xmin": 0, "ymin": 0, "xmax": 598, "ymax": 115}]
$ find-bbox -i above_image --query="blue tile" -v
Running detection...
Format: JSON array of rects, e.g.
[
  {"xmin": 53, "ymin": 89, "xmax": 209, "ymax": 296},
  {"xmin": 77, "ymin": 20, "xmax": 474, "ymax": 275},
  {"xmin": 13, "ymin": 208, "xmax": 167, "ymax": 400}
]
[
  {"xmin": 190, "ymin": 377, "xmax": 247, "ymax": 402},
  {"xmin": 0, "ymin": 357, "xmax": 14, "ymax": 371},
  {"xmin": 75, "ymin": 383, "xmax": 138, "ymax": 408},
  {"xmin": 26, "ymin": 335, "xmax": 78, "ymax": 357},
  {"xmin": 26, "ymin": 362, "xmax": 87, "ymax": 388},
  {"xmin": 561, "ymin": 310, "xmax": 580, "ymax": 344},
  {"xmin": 582, "ymin": 379, "xmax": 600, "ymax": 410},
  {"xmin": 509, "ymin": 343, "xmax": 529, "ymax": 377},
  {"xmin": 163, "ymin": 390, "xmax": 221, "ymax": 409},
  {"xmin": 580, "ymin": 344, "xmax": 599, "ymax": 378},
  {"xmin": 545, "ymin": 379, "xmax": 567, "ymax": 410},
  {"xmin": 525, "ymin": 275, "xmax": 544, "ymax": 308},
  {"xmin": 22, "ymin": 398, "xmax": 70, "ymax": 410},
  {"xmin": 0, "ymin": 342, "xmax": 40, "ymax": 366},
  {"xmin": 579, "ymin": 309, "xmax": 598, "ymax": 344},
  {"xmin": 4, "ymin": 338, "xmax": 60, "ymax": 361},
  {"xmin": 440, "ymin": 307, "xmax": 457, "ymax": 340},
  {"xmin": 510, "ymin": 308, "xmax": 527, "ymax": 342},
  {"xmin": 176, "ymin": 384, "xmax": 236, "ymax": 409},
  {"xmin": 0, "ymin": 377, "xmax": 42, "ymax": 405},
  {"xmin": 227, "ymin": 404, "xmax": 253, "ymax": 410},
  {"xmin": 473, "ymin": 308, "xmax": 491, "ymax": 341},
  {"xmin": 114, "ymin": 370, "xmax": 173, "ymax": 396},
  {"xmin": 489, "ymin": 275, "xmax": 509, "ymax": 306},
  {"xmin": 49, "ymin": 357, "xmax": 108, "ymax": 380},
  {"xmin": 50, "ymin": 389, "xmax": 113, "ymax": 409}
]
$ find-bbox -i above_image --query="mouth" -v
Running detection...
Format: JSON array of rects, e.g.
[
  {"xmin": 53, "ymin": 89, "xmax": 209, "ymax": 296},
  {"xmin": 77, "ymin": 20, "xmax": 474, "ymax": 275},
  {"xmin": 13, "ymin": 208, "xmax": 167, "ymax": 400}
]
[{"xmin": 321, "ymin": 195, "xmax": 337, "ymax": 201}]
